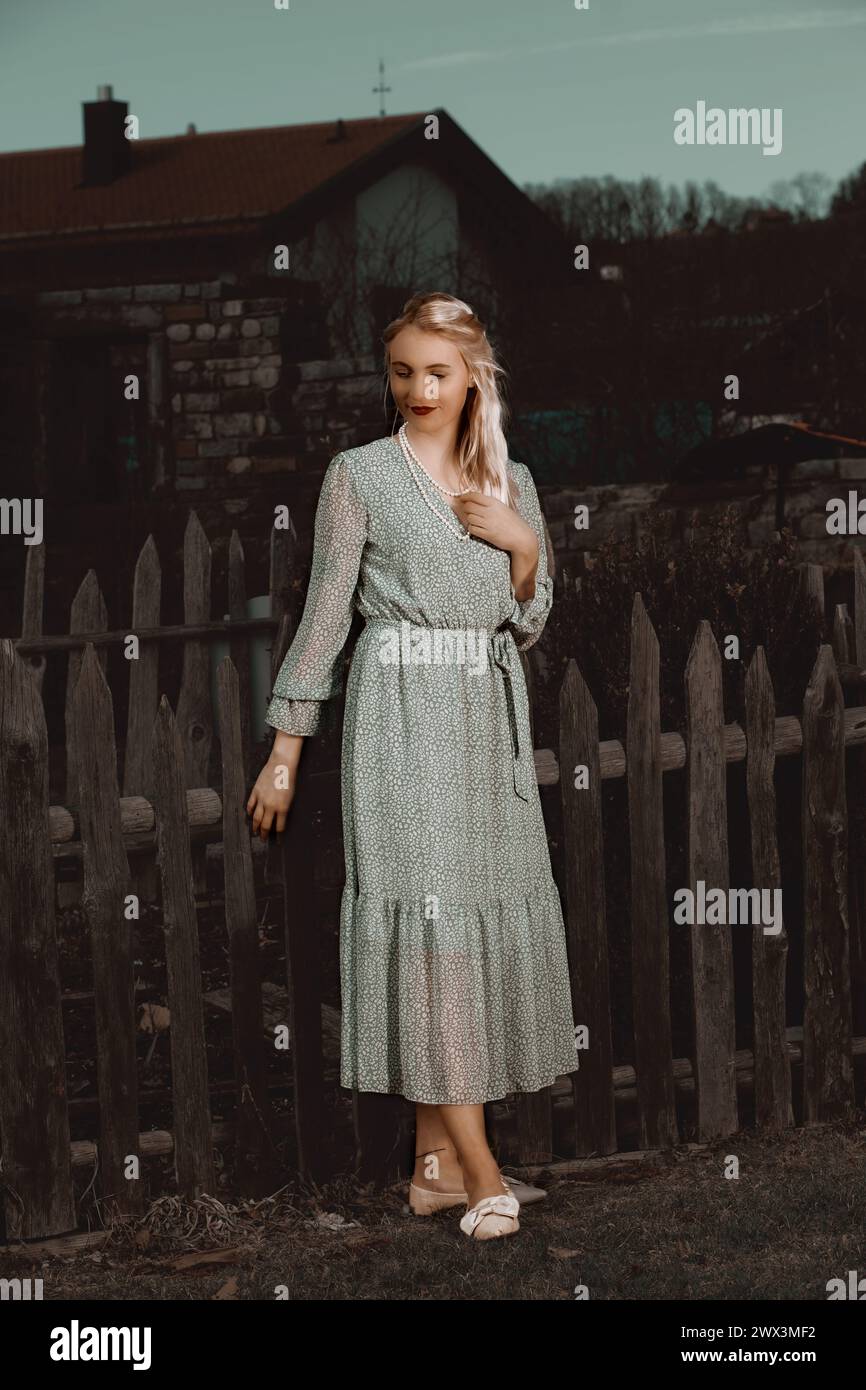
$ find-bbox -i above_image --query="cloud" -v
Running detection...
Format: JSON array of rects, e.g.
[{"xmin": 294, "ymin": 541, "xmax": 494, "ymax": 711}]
[{"xmin": 400, "ymin": 8, "xmax": 866, "ymax": 71}]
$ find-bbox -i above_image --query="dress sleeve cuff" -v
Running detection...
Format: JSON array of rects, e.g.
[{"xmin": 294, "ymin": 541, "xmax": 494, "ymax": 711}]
[
  {"xmin": 506, "ymin": 575, "xmax": 554, "ymax": 651},
  {"xmin": 264, "ymin": 695, "xmax": 324, "ymax": 737}
]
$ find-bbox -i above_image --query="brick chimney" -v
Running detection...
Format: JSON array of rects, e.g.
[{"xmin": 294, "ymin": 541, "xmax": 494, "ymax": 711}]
[{"xmin": 81, "ymin": 85, "xmax": 131, "ymax": 185}]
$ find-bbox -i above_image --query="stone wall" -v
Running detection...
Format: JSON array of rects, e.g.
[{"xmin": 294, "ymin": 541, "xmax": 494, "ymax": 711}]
[
  {"xmin": 166, "ymin": 300, "xmax": 384, "ymax": 489},
  {"xmin": 34, "ymin": 280, "xmax": 388, "ymax": 499},
  {"xmin": 538, "ymin": 459, "xmax": 866, "ymax": 582}
]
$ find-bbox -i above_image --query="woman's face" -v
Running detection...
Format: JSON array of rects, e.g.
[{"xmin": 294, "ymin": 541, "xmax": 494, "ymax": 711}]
[{"xmin": 388, "ymin": 326, "xmax": 472, "ymax": 433}]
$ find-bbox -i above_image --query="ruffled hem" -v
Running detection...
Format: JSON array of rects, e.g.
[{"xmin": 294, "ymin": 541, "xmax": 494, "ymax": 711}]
[
  {"xmin": 338, "ymin": 1064, "xmax": 578, "ymax": 1107},
  {"xmin": 338, "ymin": 884, "xmax": 579, "ymax": 1106}
]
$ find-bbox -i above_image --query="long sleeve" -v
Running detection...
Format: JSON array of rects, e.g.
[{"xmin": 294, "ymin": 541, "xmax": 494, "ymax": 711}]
[
  {"xmin": 265, "ymin": 452, "xmax": 368, "ymax": 736},
  {"xmin": 505, "ymin": 461, "xmax": 554, "ymax": 652}
]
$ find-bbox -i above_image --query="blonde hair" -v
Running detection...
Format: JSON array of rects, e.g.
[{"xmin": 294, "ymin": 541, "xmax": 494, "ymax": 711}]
[{"xmin": 382, "ymin": 292, "xmax": 519, "ymax": 507}]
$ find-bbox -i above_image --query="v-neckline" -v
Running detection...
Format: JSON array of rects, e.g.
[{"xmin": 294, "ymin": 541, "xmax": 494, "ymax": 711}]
[{"xmin": 392, "ymin": 431, "xmax": 472, "ymax": 540}]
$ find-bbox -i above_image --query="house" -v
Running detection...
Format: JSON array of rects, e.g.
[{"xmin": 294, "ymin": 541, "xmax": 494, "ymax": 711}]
[{"xmin": 0, "ymin": 87, "xmax": 572, "ymax": 507}]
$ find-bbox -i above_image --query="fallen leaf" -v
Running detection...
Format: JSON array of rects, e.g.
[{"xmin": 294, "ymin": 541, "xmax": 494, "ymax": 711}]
[
  {"xmin": 213, "ymin": 1276, "xmax": 239, "ymax": 1300},
  {"xmin": 307, "ymin": 1212, "xmax": 361, "ymax": 1232},
  {"xmin": 168, "ymin": 1247, "xmax": 243, "ymax": 1271},
  {"xmin": 548, "ymin": 1247, "xmax": 582, "ymax": 1259}
]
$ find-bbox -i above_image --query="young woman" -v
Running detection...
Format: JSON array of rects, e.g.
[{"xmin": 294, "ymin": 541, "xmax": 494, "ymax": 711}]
[{"xmin": 247, "ymin": 292, "xmax": 578, "ymax": 1240}]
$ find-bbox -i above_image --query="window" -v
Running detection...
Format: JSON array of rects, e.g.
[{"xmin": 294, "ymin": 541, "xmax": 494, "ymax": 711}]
[{"xmin": 47, "ymin": 336, "xmax": 148, "ymax": 504}]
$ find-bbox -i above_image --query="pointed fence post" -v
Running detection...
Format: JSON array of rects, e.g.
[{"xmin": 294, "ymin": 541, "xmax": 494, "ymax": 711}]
[
  {"xmin": 801, "ymin": 645, "xmax": 854, "ymax": 1123},
  {"xmin": 744, "ymin": 647, "xmax": 792, "ymax": 1129},
  {"xmin": 65, "ymin": 570, "xmax": 107, "ymax": 808},
  {"xmin": 73, "ymin": 643, "xmax": 141, "ymax": 1215},
  {"xmin": 152, "ymin": 695, "xmax": 216, "ymax": 1197},
  {"xmin": 847, "ymin": 551, "xmax": 866, "ymax": 1037},
  {"xmin": 175, "ymin": 512, "xmax": 213, "ymax": 898},
  {"xmin": 0, "ymin": 640, "xmax": 75, "ymax": 1238},
  {"xmin": 685, "ymin": 621, "xmax": 737, "ymax": 1139},
  {"xmin": 559, "ymin": 658, "xmax": 616, "ymax": 1157},
  {"xmin": 627, "ymin": 594, "xmax": 677, "ymax": 1148}
]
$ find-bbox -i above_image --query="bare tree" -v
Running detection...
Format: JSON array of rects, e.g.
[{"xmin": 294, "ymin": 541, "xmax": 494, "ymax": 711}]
[{"xmin": 767, "ymin": 173, "xmax": 834, "ymax": 220}]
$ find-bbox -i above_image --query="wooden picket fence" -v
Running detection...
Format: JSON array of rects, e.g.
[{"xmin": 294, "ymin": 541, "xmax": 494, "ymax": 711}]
[
  {"xmin": 1, "ymin": 512, "xmax": 865, "ymax": 1241},
  {"xmin": 0, "ymin": 511, "xmax": 307, "ymax": 1242},
  {"xmin": 552, "ymin": 558, "xmax": 866, "ymax": 1165}
]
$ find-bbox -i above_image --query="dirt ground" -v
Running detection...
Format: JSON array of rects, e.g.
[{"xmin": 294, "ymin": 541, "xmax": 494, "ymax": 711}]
[{"xmin": 4, "ymin": 1120, "xmax": 864, "ymax": 1302}]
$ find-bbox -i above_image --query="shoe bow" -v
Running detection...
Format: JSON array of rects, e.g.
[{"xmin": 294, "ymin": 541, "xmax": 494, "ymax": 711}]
[{"xmin": 459, "ymin": 1190, "xmax": 520, "ymax": 1236}]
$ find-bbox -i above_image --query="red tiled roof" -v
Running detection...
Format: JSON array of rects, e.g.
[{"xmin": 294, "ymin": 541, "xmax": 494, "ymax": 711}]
[{"xmin": 0, "ymin": 112, "xmax": 427, "ymax": 242}]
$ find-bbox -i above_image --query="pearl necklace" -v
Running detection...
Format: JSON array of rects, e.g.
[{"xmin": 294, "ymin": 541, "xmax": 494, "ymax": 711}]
[
  {"xmin": 397, "ymin": 425, "xmax": 472, "ymax": 544},
  {"xmin": 398, "ymin": 423, "xmax": 474, "ymax": 496}
]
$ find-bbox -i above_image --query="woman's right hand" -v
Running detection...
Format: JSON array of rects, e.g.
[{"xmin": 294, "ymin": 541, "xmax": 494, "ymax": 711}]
[{"xmin": 246, "ymin": 747, "xmax": 299, "ymax": 841}]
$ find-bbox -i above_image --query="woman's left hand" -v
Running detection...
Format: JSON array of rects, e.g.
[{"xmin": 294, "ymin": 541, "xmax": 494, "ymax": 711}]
[{"xmin": 454, "ymin": 491, "xmax": 537, "ymax": 559}]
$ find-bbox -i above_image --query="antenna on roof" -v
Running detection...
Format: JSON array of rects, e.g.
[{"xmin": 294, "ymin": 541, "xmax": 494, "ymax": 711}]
[{"xmin": 372, "ymin": 57, "xmax": 391, "ymax": 117}]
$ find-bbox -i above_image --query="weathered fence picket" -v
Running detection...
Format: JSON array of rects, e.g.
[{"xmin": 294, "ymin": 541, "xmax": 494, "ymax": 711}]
[
  {"xmin": 22, "ymin": 543, "xmax": 46, "ymax": 695},
  {"xmin": 559, "ymin": 659, "xmax": 616, "ymax": 1158},
  {"xmin": 152, "ymin": 696, "xmax": 216, "ymax": 1199},
  {"xmin": 124, "ymin": 534, "xmax": 161, "ymax": 801},
  {"xmin": 744, "ymin": 647, "xmax": 792, "ymax": 1130},
  {"xmin": 66, "ymin": 570, "xmax": 107, "ymax": 808},
  {"xmin": 627, "ymin": 593, "xmax": 677, "ymax": 1149},
  {"xmin": 849, "ymin": 549, "xmax": 866, "ymax": 1038},
  {"xmin": 0, "ymin": 641, "xmax": 75, "ymax": 1239},
  {"xmin": 73, "ymin": 644, "xmax": 140, "ymax": 1215},
  {"xmin": 123, "ymin": 534, "xmax": 162, "ymax": 906},
  {"xmin": 801, "ymin": 645, "xmax": 854, "ymax": 1122},
  {"xmin": 227, "ymin": 532, "xmax": 253, "ymax": 795},
  {"xmin": 685, "ymin": 621, "xmax": 738, "ymax": 1140},
  {"xmin": 176, "ymin": 513, "xmax": 213, "ymax": 897}
]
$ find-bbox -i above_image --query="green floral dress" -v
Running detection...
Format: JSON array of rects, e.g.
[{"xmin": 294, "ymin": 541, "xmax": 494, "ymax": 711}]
[{"xmin": 266, "ymin": 433, "xmax": 579, "ymax": 1104}]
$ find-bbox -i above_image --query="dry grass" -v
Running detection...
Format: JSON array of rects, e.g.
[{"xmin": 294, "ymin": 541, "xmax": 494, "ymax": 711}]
[{"xmin": 3, "ymin": 1121, "xmax": 865, "ymax": 1301}]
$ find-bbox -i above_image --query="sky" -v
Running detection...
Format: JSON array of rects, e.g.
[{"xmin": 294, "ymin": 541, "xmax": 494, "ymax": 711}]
[{"xmin": 1, "ymin": 0, "xmax": 864, "ymax": 199}]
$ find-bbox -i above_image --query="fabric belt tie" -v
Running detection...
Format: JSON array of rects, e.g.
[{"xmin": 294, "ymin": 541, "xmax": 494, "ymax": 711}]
[
  {"xmin": 489, "ymin": 628, "xmax": 534, "ymax": 802},
  {"xmin": 364, "ymin": 617, "xmax": 534, "ymax": 803}
]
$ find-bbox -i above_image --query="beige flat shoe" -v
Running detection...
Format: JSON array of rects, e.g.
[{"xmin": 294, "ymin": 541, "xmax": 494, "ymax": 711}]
[
  {"xmin": 409, "ymin": 1174, "xmax": 547, "ymax": 1215},
  {"xmin": 460, "ymin": 1189, "xmax": 520, "ymax": 1240},
  {"xmin": 408, "ymin": 1180, "xmax": 468, "ymax": 1216}
]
